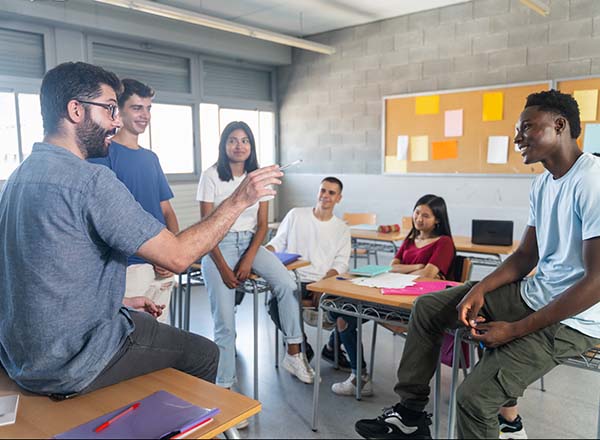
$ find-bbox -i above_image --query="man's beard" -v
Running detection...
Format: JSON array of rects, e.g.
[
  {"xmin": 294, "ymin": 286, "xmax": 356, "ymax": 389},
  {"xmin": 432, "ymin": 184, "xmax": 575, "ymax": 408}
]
[{"xmin": 76, "ymin": 115, "xmax": 116, "ymax": 159}]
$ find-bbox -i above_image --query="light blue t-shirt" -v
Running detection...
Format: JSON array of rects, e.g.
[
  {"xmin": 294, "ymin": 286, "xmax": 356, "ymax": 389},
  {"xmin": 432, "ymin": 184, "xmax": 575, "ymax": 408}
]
[
  {"xmin": 521, "ymin": 153, "xmax": 600, "ymax": 338},
  {"xmin": 89, "ymin": 142, "xmax": 173, "ymax": 266},
  {"xmin": 0, "ymin": 143, "xmax": 165, "ymax": 394}
]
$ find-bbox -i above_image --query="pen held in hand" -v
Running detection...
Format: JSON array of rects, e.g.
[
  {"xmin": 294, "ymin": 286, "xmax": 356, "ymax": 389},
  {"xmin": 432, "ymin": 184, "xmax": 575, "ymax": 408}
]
[{"xmin": 279, "ymin": 159, "xmax": 303, "ymax": 171}]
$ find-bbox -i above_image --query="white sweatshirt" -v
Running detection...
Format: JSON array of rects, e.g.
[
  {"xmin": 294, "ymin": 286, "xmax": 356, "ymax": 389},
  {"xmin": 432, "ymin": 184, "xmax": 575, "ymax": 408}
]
[{"xmin": 267, "ymin": 207, "xmax": 351, "ymax": 283}]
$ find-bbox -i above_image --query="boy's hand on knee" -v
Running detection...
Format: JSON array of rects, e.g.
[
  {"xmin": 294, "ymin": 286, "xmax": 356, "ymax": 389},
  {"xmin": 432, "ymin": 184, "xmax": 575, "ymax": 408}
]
[
  {"xmin": 470, "ymin": 321, "xmax": 517, "ymax": 348},
  {"xmin": 457, "ymin": 285, "xmax": 486, "ymax": 328}
]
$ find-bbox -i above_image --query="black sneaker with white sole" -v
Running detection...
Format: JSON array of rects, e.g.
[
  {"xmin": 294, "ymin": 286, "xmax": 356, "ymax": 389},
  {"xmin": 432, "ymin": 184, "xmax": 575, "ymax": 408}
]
[
  {"xmin": 355, "ymin": 404, "xmax": 432, "ymax": 439},
  {"xmin": 499, "ymin": 414, "xmax": 528, "ymax": 439}
]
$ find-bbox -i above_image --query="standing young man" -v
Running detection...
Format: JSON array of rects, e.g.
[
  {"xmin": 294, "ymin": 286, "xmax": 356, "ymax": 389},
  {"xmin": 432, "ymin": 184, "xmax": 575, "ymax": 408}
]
[
  {"xmin": 266, "ymin": 177, "xmax": 352, "ymax": 377},
  {"xmin": 355, "ymin": 90, "xmax": 600, "ymax": 439},
  {"xmin": 0, "ymin": 62, "xmax": 282, "ymax": 397},
  {"xmin": 89, "ymin": 79, "xmax": 178, "ymax": 323}
]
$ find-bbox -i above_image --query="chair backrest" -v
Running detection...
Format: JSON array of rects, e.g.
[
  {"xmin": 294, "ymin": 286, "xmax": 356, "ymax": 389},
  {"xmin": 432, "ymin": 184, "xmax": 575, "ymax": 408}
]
[
  {"xmin": 343, "ymin": 212, "xmax": 376, "ymax": 226},
  {"xmin": 450, "ymin": 255, "xmax": 472, "ymax": 282},
  {"xmin": 401, "ymin": 216, "xmax": 413, "ymax": 232}
]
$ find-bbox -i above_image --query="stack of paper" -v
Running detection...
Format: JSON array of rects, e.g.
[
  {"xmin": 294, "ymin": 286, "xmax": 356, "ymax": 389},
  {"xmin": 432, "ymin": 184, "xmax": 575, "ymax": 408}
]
[{"xmin": 351, "ymin": 273, "xmax": 418, "ymax": 289}]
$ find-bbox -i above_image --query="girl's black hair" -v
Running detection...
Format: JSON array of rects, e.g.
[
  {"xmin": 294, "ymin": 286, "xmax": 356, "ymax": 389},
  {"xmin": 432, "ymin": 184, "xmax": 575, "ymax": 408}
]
[
  {"xmin": 216, "ymin": 121, "xmax": 259, "ymax": 181},
  {"xmin": 406, "ymin": 194, "xmax": 453, "ymax": 242}
]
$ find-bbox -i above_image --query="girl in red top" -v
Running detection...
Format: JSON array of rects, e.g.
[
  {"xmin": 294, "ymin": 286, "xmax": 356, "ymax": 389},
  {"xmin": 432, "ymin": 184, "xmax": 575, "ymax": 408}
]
[
  {"xmin": 330, "ymin": 194, "xmax": 456, "ymax": 397},
  {"xmin": 392, "ymin": 194, "xmax": 455, "ymax": 279}
]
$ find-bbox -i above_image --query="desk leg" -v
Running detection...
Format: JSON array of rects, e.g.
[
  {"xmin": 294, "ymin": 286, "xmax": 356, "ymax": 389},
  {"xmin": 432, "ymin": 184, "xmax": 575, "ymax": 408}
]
[
  {"xmin": 223, "ymin": 427, "xmax": 241, "ymax": 439},
  {"xmin": 172, "ymin": 273, "xmax": 182, "ymax": 327},
  {"xmin": 433, "ymin": 353, "xmax": 442, "ymax": 439},
  {"xmin": 311, "ymin": 299, "xmax": 324, "ymax": 431},
  {"xmin": 253, "ymin": 281, "xmax": 259, "ymax": 401},
  {"xmin": 356, "ymin": 305, "xmax": 363, "ymax": 401}
]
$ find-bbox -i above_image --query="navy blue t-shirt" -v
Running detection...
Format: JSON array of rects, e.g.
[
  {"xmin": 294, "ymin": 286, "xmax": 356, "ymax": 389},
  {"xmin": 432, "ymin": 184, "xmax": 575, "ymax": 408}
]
[{"xmin": 89, "ymin": 141, "xmax": 174, "ymax": 265}]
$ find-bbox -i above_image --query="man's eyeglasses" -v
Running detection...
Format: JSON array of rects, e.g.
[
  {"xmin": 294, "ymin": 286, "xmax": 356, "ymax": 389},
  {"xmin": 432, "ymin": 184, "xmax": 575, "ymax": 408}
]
[{"xmin": 77, "ymin": 100, "xmax": 119, "ymax": 120}]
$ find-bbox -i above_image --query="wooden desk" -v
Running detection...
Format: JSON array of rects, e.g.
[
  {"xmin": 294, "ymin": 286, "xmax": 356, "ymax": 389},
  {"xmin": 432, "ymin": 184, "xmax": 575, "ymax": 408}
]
[{"xmin": 0, "ymin": 368, "xmax": 260, "ymax": 439}]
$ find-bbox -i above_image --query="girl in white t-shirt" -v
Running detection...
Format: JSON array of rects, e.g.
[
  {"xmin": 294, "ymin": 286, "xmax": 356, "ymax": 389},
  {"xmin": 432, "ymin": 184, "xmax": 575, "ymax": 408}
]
[{"xmin": 197, "ymin": 121, "xmax": 314, "ymax": 390}]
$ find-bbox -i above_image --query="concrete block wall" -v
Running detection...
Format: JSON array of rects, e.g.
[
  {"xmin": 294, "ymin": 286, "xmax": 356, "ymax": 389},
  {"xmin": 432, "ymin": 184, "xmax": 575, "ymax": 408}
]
[{"xmin": 276, "ymin": 0, "xmax": 600, "ymax": 233}]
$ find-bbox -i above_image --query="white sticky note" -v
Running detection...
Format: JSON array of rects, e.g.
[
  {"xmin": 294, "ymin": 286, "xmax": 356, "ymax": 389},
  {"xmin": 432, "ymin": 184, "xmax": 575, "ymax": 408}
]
[
  {"xmin": 444, "ymin": 109, "xmax": 463, "ymax": 137},
  {"xmin": 487, "ymin": 136, "xmax": 509, "ymax": 164},
  {"xmin": 396, "ymin": 135, "xmax": 409, "ymax": 160}
]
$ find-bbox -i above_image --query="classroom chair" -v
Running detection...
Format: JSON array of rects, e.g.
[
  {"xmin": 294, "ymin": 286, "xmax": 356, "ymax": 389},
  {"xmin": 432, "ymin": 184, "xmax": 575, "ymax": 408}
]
[
  {"xmin": 445, "ymin": 331, "xmax": 600, "ymax": 439},
  {"xmin": 343, "ymin": 212, "xmax": 379, "ymax": 267}
]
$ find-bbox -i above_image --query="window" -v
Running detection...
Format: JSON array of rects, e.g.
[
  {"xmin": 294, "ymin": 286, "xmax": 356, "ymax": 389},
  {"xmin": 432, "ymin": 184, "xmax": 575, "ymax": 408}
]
[
  {"xmin": 199, "ymin": 105, "xmax": 276, "ymax": 171},
  {"xmin": 147, "ymin": 103, "xmax": 194, "ymax": 174},
  {"xmin": 0, "ymin": 92, "xmax": 42, "ymax": 180}
]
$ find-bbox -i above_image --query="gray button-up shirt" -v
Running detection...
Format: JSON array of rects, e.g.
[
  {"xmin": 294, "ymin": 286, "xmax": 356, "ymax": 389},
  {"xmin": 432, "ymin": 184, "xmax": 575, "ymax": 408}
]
[{"xmin": 0, "ymin": 142, "xmax": 164, "ymax": 394}]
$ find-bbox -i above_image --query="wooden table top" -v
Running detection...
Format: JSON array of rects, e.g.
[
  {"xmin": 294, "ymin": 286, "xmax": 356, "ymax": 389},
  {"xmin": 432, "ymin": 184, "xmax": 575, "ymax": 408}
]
[
  {"xmin": 306, "ymin": 275, "xmax": 447, "ymax": 309},
  {"xmin": 350, "ymin": 227, "xmax": 519, "ymax": 256},
  {"xmin": 0, "ymin": 368, "xmax": 261, "ymax": 439}
]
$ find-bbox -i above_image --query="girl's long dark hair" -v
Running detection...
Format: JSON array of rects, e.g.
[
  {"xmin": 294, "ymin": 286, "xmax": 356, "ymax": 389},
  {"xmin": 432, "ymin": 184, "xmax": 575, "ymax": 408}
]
[
  {"xmin": 216, "ymin": 121, "xmax": 259, "ymax": 182},
  {"xmin": 406, "ymin": 194, "xmax": 453, "ymax": 242}
]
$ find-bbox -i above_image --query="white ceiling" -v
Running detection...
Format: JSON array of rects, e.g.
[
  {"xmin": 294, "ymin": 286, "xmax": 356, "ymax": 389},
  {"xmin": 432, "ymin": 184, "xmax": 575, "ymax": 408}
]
[{"xmin": 156, "ymin": 0, "xmax": 471, "ymax": 37}]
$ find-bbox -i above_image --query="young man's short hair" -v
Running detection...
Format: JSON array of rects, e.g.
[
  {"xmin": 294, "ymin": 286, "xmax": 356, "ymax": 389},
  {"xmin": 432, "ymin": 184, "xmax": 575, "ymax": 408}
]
[
  {"xmin": 118, "ymin": 78, "xmax": 155, "ymax": 108},
  {"xmin": 40, "ymin": 62, "xmax": 121, "ymax": 136},
  {"xmin": 525, "ymin": 89, "xmax": 581, "ymax": 139},
  {"xmin": 322, "ymin": 176, "xmax": 343, "ymax": 192}
]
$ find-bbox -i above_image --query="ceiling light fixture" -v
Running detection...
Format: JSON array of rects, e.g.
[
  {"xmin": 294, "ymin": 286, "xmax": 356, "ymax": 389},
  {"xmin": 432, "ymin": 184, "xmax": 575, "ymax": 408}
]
[
  {"xmin": 93, "ymin": 0, "xmax": 336, "ymax": 55},
  {"xmin": 519, "ymin": 0, "xmax": 550, "ymax": 16}
]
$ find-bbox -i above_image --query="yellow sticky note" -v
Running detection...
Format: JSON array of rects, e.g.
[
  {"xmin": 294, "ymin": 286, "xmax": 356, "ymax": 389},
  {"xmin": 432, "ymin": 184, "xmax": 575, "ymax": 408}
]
[
  {"xmin": 431, "ymin": 140, "xmax": 458, "ymax": 160},
  {"xmin": 385, "ymin": 156, "xmax": 407, "ymax": 173},
  {"xmin": 574, "ymin": 89, "xmax": 598, "ymax": 122},
  {"xmin": 410, "ymin": 136, "xmax": 429, "ymax": 161},
  {"xmin": 482, "ymin": 92, "xmax": 503, "ymax": 121},
  {"xmin": 415, "ymin": 95, "xmax": 440, "ymax": 115}
]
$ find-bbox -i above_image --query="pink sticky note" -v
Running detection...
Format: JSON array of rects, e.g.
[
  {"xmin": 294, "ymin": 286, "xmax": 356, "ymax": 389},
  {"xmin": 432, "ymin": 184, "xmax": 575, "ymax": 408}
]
[{"xmin": 444, "ymin": 109, "xmax": 463, "ymax": 137}]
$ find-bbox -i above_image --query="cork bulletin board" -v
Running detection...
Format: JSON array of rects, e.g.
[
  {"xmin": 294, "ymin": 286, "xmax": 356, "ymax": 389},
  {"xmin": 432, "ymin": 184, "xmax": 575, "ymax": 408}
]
[
  {"xmin": 383, "ymin": 82, "xmax": 550, "ymax": 175},
  {"xmin": 556, "ymin": 77, "xmax": 600, "ymax": 153}
]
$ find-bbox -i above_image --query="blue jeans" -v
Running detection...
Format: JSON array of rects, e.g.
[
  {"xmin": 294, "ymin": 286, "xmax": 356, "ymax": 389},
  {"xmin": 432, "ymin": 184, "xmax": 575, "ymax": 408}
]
[
  {"xmin": 202, "ymin": 231, "xmax": 302, "ymax": 388},
  {"xmin": 330, "ymin": 313, "xmax": 365, "ymax": 374}
]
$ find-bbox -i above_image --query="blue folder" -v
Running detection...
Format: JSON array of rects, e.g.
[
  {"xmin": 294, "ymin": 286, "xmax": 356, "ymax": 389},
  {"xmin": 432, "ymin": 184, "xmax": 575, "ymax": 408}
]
[{"xmin": 274, "ymin": 252, "xmax": 301, "ymax": 265}]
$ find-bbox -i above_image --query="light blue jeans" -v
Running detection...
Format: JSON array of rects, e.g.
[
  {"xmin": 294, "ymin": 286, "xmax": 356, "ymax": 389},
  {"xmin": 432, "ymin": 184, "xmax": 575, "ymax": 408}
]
[{"xmin": 202, "ymin": 231, "xmax": 302, "ymax": 388}]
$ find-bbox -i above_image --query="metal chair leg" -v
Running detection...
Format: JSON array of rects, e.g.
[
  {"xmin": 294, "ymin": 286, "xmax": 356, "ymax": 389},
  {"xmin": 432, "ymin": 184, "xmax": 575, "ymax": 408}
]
[
  {"xmin": 433, "ymin": 353, "xmax": 442, "ymax": 439},
  {"xmin": 275, "ymin": 326, "xmax": 279, "ymax": 368},
  {"xmin": 356, "ymin": 305, "xmax": 363, "ymax": 400},
  {"xmin": 311, "ymin": 299, "xmax": 325, "ymax": 431},
  {"xmin": 539, "ymin": 375, "xmax": 546, "ymax": 392},
  {"xmin": 447, "ymin": 329, "xmax": 464, "ymax": 439},
  {"xmin": 184, "ymin": 273, "xmax": 191, "ymax": 331}
]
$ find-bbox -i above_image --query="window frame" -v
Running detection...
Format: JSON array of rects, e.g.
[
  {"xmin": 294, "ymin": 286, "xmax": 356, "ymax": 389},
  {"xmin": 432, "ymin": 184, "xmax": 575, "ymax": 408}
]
[{"xmin": 0, "ymin": 20, "xmax": 53, "ymax": 184}]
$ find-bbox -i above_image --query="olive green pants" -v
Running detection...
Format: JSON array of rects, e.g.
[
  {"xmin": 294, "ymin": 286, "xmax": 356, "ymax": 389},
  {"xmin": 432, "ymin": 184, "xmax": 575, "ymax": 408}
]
[{"xmin": 394, "ymin": 281, "xmax": 599, "ymax": 438}]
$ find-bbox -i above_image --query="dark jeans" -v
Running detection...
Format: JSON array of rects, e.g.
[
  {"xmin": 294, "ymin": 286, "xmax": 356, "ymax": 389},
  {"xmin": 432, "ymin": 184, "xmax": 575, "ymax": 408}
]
[
  {"xmin": 80, "ymin": 311, "xmax": 219, "ymax": 394},
  {"xmin": 395, "ymin": 281, "xmax": 600, "ymax": 438},
  {"xmin": 329, "ymin": 313, "xmax": 365, "ymax": 373}
]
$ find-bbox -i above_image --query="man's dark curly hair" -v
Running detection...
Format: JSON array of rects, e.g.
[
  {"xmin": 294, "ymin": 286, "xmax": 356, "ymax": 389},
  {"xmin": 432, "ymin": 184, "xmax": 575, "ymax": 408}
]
[{"xmin": 525, "ymin": 89, "xmax": 581, "ymax": 139}]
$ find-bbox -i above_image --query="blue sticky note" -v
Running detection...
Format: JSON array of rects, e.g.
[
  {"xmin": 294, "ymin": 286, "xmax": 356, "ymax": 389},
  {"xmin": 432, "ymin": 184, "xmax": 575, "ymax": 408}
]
[{"xmin": 583, "ymin": 123, "xmax": 600, "ymax": 154}]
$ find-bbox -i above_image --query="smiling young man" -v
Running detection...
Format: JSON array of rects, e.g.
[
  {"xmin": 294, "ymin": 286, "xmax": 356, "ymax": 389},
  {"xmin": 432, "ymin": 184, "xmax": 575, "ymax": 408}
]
[
  {"xmin": 0, "ymin": 62, "xmax": 283, "ymax": 397},
  {"xmin": 89, "ymin": 79, "xmax": 179, "ymax": 324},
  {"xmin": 355, "ymin": 90, "xmax": 600, "ymax": 439},
  {"xmin": 266, "ymin": 177, "xmax": 351, "ymax": 370}
]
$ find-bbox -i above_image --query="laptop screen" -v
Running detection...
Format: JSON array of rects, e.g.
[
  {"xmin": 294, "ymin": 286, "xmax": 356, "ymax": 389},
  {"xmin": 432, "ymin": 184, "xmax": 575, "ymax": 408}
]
[{"xmin": 471, "ymin": 220, "xmax": 514, "ymax": 246}]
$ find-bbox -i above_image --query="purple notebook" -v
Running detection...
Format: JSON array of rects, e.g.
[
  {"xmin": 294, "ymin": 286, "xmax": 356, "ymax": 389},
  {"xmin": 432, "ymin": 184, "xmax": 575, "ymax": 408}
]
[
  {"xmin": 274, "ymin": 252, "xmax": 301, "ymax": 265},
  {"xmin": 54, "ymin": 390, "xmax": 219, "ymax": 439}
]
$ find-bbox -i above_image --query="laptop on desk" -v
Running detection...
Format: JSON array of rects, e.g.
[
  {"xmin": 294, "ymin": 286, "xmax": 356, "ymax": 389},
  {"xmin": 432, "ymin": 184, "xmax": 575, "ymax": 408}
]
[{"xmin": 471, "ymin": 220, "xmax": 514, "ymax": 246}]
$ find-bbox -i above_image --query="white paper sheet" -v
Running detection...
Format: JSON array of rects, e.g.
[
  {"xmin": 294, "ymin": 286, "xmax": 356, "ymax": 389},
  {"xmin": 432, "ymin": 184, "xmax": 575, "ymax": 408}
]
[
  {"xmin": 396, "ymin": 135, "xmax": 409, "ymax": 160},
  {"xmin": 0, "ymin": 395, "xmax": 19, "ymax": 426},
  {"xmin": 351, "ymin": 273, "xmax": 418, "ymax": 289}
]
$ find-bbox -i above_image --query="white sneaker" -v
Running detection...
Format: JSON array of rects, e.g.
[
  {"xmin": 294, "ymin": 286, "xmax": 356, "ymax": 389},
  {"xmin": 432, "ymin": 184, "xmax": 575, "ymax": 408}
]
[
  {"xmin": 282, "ymin": 352, "xmax": 315, "ymax": 384},
  {"xmin": 331, "ymin": 373, "xmax": 373, "ymax": 396}
]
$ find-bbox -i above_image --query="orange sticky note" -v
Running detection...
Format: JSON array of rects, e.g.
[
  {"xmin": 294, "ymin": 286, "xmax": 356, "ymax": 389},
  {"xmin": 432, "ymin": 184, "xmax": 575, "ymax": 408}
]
[
  {"xmin": 482, "ymin": 92, "xmax": 503, "ymax": 121},
  {"xmin": 415, "ymin": 95, "xmax": 440, "ymax": 115},
  {"xmin": 431, "ymin": 140, "xmax": 458, "ymax": 160}
]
